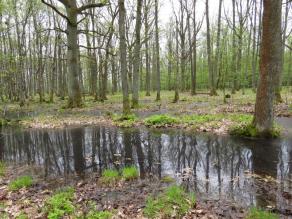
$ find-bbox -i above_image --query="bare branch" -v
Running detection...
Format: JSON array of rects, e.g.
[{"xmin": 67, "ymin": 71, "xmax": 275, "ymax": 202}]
[
  {"xmin": 41, "ymin": 0, "xmax": 70, "ymax": 23},
  {"xmin": 77, "ymin": 2, "xmax": 108, "ymax": 13}
]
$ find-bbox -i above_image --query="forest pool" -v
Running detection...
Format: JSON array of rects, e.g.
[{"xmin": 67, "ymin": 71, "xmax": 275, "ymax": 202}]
[{"xmin": 0, "ymin": 125, "xmax": 292, "ymax": 213}]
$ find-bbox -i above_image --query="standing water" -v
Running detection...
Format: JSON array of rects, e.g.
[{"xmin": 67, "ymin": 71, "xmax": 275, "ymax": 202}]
[{"xmin": 0, "ymin": 125, "xmax": 291, "ymax": 214}]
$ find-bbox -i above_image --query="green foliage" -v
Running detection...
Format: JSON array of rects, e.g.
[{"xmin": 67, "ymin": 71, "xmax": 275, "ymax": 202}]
[
  {"xmin": 144, "ymin": 114, "xmax": 179, "ymax": 126},
  {"xmin": 161, "ymin": 176, "xmax": 175, "ymax": 183},
  {"xmin": 143, "ymin": 185, "xmax": 195, "ymax": 218},
  {"xmin": 8, "ymin": 176, "xmax": 33, "ymax": 191},
  {"xmin": 230, "ymin": 124, "xmax": 281, "ymax": 138},
  {"xmin": 16, "ymin": 213, "xmax": 28, "ymax": 219},
  {"xmin": 182, "ymin": 114, "xmax": 223, "ymax": 125},
  {"xmin": 0, "ymin": 162, "xmax": 5, "ymax": 176},
  {"xmin": 122, "ymin": 166, "xmax": 139, "ymax": 181},
  {"xmin": 100, "ymin": 169, "xmax": 120, "ymax": 184},
  {"xmin": 45, "ymin": 187, "xmax": 75, "ymax": 219},
  {"xmin": 112, "ymin": 114, "xmax": 137, "ymax": 128},
  {"xmin": 245, "ymin": 208, "xmax": 279, "ymax": 219},
  {"xmin": 86, "ymin": 210, "xmax": 113, "ymax": 219}
]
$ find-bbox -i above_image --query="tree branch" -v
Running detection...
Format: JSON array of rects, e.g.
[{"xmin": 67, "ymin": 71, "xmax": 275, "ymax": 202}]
[
  {"xmin": 77, "ymin": 2, "xmax": 108, "ymax": 13},
  {"xmin": 41, "ymin": 0, "xmax": 70, "ymax": 23}
]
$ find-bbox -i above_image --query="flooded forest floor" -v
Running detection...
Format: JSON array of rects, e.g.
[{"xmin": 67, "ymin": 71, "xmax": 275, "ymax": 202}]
[
  {"xmin": 1, "ymin": 89, "xmax": 292, "ymax": 134},
  {"xmin": 0, "ymin": 89, "xmax": 292, "ymax": 218}
]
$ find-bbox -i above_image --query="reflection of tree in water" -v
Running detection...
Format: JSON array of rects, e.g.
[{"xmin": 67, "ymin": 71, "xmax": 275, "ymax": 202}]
[{"xmin": 1, "ymin": 126, "xmax": 291, "ymax": 210}]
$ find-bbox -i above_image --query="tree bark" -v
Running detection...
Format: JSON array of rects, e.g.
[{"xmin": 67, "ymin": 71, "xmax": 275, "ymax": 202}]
[
  {"xmin": 253, "ymin": 0, "xmax": 282, "ymax": 136},
  {"xmin": 132, "ymin": 0, "xmax": 143, "ymax": 108},
  {"xmin": 118, "ymin": 0, "xmax": 130, "ymax": 114}
]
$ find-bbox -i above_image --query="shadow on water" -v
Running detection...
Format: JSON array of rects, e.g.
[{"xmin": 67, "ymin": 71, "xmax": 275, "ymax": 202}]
[{"xmin": 0, "ymin": 125, "xmax": 292, "ymax": 212}]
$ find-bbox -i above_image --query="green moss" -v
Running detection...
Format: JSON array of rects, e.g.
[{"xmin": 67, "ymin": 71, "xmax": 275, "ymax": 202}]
[
  {"xmin": 122, "ymin": 166, "xmax": 139, "ymax": 181},
  {"xmin": 144, "ymin": 114, "xmax": 179, "ymax": 126},
  {"xmin": 86, "ymin": 210, "xmax": 113, "ymax": 219},
  {"xmin": 100, "ymin": 169, "xmax": 120, "ymax": 184},
  {"xmin": 45, "ymin": 187, "xmax": 75, "ymax": 219},
  {"xmin": 0, "ymin": 162, "xmax": 5, "ymax": 176},
  {"xmin": 143, "ymin": 185, "xmax": 195, "ymax": 218},
  {"xmin": 245, "ymin": 208, "xmax": 279, "ymax": 219},
  {"xmin": 9, "ymin": 176, "xmax": 33, "ymax": 191}
]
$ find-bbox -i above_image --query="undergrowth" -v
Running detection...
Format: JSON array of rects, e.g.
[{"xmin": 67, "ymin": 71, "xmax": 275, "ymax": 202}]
[
  {"xmin": 9, "ymin": 176, "xmax": 33, "ymax": 191},
  {"xmin": 245, "ymin": 208, "xmax": 279, "ymax": 219},
  {"xmin": 122, "ymin": 166, "xmax": 139, "ymax": 181},
  {"xmin": 45, "ymin": 187, "xmax": 75, "ymax": 219},
  {"xmin": 143, "ymin": 185, "xmax": 195, "ymax": 218},
  {"xmin": 100, "ymin": 169, "xmax": 120, "ymax": 184},
  {"xmin": 144, "ymin": 114, "xmax": 179, "ymax": 127},
  {"xmin": 112, "ymin": 114, "xmax": 137, "ymax": 128}
]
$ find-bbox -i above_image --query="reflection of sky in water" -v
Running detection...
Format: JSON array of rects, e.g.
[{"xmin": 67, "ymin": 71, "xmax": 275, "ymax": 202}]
[{"xmin": 0, "ymin": 126, "xmax": 292, "ymax": 210}]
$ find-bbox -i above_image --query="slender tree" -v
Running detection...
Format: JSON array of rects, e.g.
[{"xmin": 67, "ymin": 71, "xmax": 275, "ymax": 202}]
[
  {"xmin": 132, "ymin": 0, "xmax": 143, "ymax": 108},
  {"xmin": 118, "ymin": 0, "xmax": 130, "ymax": 114}
]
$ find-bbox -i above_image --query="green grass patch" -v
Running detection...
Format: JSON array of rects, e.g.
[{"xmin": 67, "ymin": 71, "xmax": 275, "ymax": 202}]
[
  {"xmin": 86, "ymin": 210, "xmax": 113, "ymax": 219},
  {"xmin": 230, "ymin": 124, "xmax": 281, "ymax": 138},
  {"xmin": 112, "ymin": 114, "xmax": 138, "ymax": 128},
  {"xmin": 16, "ymin": 212, "xmax": 28, "ymax": 219},
  {"xmin": 8, "ymin": 176, "xmax": 33, "ymax": 191},
  {"xmin": 45, "ymin": 187, "xmax": 75, "ymax": 219},
  {"xmin": 143, "ymin": 185, "xmax": 195, "ymax": 218},
  {"xmin": 161, "ymin": 176, "xmax": 175, "ymax": 183},
  {"xmin": 0, "ymin": 162, "xmax": 5, "ymax": 176},
  {"xmin": 144, "ymin": 114, "xmax": 179, "ymax": 127},
  {"xmin": 245, "ymin": 208, "xmax": 279, "ymax": 219},
  {"xmin": 100, "ymin": 169, "xmax": 120, "ymax": 184},
  {"xmin": 181, "ymin": 114, "xmax": 224, "ymax": 125},
  {"xmin": 122, "ymin": 166, "xmax": 139, "ymax": 181}
]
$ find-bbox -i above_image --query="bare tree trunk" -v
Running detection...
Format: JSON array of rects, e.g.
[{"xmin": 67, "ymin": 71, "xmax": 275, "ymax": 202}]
[
  {"xmin": 155, "ymin": 0, "xmax": 161, "ymax": 101},
  {"xmin": 132, "ymin": 0, "xmax": 142, "ymax": 108},
  {"xmin": 119, "ymin": 0, "xmax": 130, "ymax": 114},
  {"xmin": 253, "ymin": 0, "xmax": 282, "ymax": 136},
  {"xmin": 214, "ymin": 0, "xmax": 223, "ymax": 91},
  {"xmin": 275, "ymin": 0, "xmax": 289, "ymax": 103},
  {"xmin": 206, "ymin": 0, "xmax": 216, "ymax": 95}
]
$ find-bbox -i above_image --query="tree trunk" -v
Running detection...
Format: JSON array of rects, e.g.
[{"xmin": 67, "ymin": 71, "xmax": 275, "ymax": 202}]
[
  {"xmin": 118, "ymin": 0, "xmax": 130, "ymax": 114},
  {"xmin": 66, "ymin": 3, "xmax": 82, "ymax": 108},
  {"xmin": 132, "ymin": 0, "xmax": 142, "ymax": 108},
  {"xmin": 253, "ymin": 0, "xmax": 282, "ymax": 136},
  {"xmin": 155, "ymin": 0, "xmax": 161, "ymax": 101},
  {"xmin": 206, "ymin": 0, "xmax": 216, "ymax": 95}
]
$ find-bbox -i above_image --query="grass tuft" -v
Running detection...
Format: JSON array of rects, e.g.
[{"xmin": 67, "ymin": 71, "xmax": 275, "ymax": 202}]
[
  {"xmin": 144, "ymin": 114, "xmax": 178, "ymax": 127},
  {"xmin": 122, "ymin": 166, "xmax": 139, "ymax": 181},
  {"xmin": 230, "ymin": 123, "xmax": 281, "ymax": 138},
  {"xmin": 143, "ymin": 185, "xmax": 195, "ymax": 218},
  {"xmin": 9, "ymin": 176, "xmax": 33, "ymax": 191},
  {"xmin": 45, "ymin": 187, "xmax": 75, "ymax": 219},
  {"xmin": 112, "ymin": 114, "xmax": 137, "ymax": 128},
  {"xmin": 0, "ymin": 162, "xmax": 5, "ymax": 176},
  {"xmin": 100, "ymin": 169, "xmax": 120, "ymax": 184},
  {"xmin": 86, "ymin": 210, "xmax": 113, "ymax": 219},
  {"xmin": 245, "ymin": 208, "xmax": 279, "ymax": 219}
]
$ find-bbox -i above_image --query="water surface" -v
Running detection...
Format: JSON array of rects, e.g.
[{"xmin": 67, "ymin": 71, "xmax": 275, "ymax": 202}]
[{"xmin": 0, "ymin": 125, "xmax": 291, "ymax": 212}]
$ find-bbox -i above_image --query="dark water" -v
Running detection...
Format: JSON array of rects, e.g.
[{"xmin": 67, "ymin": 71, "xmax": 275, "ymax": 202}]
[{"xmin": 0, "ymin": 125, "xmax": 292, "ymax": 211}]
